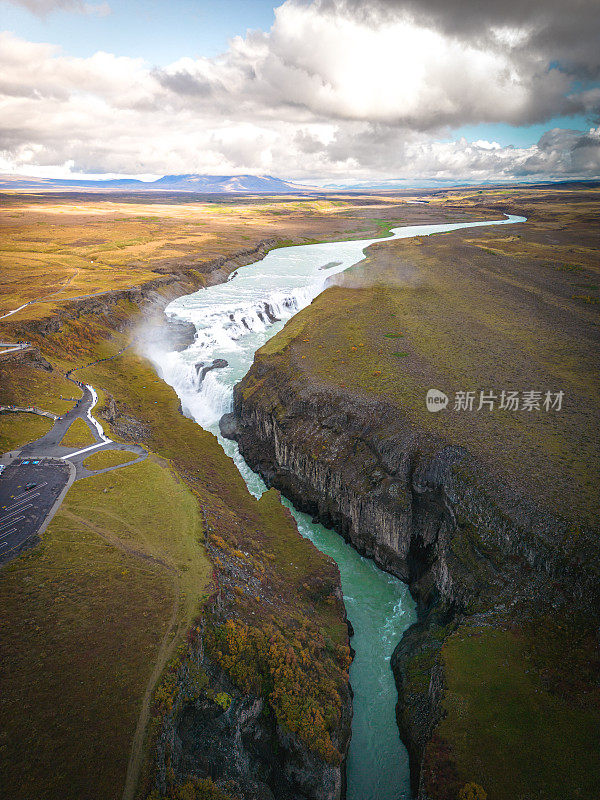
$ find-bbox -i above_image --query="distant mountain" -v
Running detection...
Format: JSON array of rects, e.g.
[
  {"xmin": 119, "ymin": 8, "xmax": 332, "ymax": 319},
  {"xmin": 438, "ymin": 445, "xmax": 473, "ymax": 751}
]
[
  {"xmin": 0, "ymin": 173, "xmax": 316, "ymax": 193},
  {"xmin": 151, "ymin": 174, "xmax": 309, "ymax": 192}
]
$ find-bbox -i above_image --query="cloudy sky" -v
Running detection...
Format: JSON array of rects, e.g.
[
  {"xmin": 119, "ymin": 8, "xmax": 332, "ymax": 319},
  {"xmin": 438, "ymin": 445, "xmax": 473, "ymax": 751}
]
[{"xmin": 1, "ymin": 0, "xmax": 599, "ymax": 185}]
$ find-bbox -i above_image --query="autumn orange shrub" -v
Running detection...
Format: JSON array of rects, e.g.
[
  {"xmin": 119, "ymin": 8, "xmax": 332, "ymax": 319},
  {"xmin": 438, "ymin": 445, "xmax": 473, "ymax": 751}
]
[
  {"xmin": 148, "ymin": 775, "xmax": 238, "ymax": 800},
  {"xmin": 205, "ymin": 619, "xmax": 351, "ymax": 763},
  {"xmin": 458, "ymin": 783, "xmax": 487, "ymax": 800}
]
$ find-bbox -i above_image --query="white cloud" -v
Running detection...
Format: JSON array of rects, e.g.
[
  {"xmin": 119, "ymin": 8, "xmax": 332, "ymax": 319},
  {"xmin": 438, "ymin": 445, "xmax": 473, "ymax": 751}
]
[
  {"xmin": 473, "ymin": 140, "xmax": 502, "ymax": 150},
  {"xmin": 154, "ymin": 1, "xmax": 581, "ymax": 129},
  {"xmin": 256, "ymin": 3, "xmax": 562, "ymax": 127},
  {"xmin": 2, "ymin": 0, "xmax": 110, "ymax": 16},
  {"xmin": 0, "ymin": 1, "xmax": 598, "ymax": 182}
]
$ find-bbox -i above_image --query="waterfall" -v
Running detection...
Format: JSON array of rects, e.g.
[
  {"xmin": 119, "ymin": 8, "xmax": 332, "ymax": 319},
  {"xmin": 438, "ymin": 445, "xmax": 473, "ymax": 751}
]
[{"xmin": 145, "ymin": 213, "xmax": 526, "ymax": 800}]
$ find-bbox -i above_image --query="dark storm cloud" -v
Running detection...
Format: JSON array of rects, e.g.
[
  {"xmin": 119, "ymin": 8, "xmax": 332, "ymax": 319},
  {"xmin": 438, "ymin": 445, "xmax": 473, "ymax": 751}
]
[{"xmin": 311, "ymin": 0, "xmax": 596, "ymax": 39}]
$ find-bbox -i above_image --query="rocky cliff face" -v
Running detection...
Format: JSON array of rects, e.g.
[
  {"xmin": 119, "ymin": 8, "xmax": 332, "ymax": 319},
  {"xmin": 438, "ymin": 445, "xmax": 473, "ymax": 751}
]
[
  {"xmin": 4, "ymin": 238, "xmax": 278, "ymax": 341},
  {"xmin": 142, "ymin": 423, "xmax": 353, "ymax": 800},
  {"xmin": 226, "ymin": 353, "xmax": 600, "ymax": 796},
  {"xmin": 152, "ymin": 623, "xmax": 350, "ymax": 800},
  {"xmin": 2, "ymin": 234, "xmax": 352, "ymax": 800}
]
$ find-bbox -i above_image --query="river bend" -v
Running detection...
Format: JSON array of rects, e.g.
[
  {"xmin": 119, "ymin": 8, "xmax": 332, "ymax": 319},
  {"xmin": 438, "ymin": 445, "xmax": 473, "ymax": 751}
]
[{"xmin": 148, "ymin": 213, "xmax": 525, "ymax": 800}]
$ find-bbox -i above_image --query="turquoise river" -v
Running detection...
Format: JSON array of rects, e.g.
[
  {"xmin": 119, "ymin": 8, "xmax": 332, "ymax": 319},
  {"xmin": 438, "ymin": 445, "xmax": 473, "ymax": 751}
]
[{"xmin": 148, "ymin": 213, "xmax": 525, "ymax": 800}]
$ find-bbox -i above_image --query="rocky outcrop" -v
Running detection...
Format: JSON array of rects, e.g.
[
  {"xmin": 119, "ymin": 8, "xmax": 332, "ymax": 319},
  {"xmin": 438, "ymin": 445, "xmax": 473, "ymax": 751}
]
[
  {"xmin": 196, "ymin": 359, "xmax": 229, "ymax": 383},
  {"xmin": 227, "ymin": 355, "xmax": 600, "ymax": 795},
  {"xmin": 162, "ymin": 318, "xmax": 198, "ymax": 351},
  {"xmin": 147, "ymin": 491, "xmax": 353, "ymax": 800},
  {"xmin": 98, "ymin": 393, "xmax": 152, "ymax": 443},
  {"xmin": 230, "ymin": 370, "xmax": 597, "ymax": 612},
  {"xmin": 153, "ymin": 626, "xmax": 349, "ymax": 800},
  {"xmin": 0, "ymin": 344, "xmax": 53, "ymax": 371}
]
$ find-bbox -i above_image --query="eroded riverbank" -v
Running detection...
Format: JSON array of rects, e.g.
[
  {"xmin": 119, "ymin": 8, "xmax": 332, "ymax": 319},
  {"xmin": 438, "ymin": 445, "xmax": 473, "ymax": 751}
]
[
  {"xmin": 148, "ymin": 214, "xmax": 526, "ymax": 799},
  {"xmin": 225, "ymin": 202, "xmax": 600, "ymax": 800}
]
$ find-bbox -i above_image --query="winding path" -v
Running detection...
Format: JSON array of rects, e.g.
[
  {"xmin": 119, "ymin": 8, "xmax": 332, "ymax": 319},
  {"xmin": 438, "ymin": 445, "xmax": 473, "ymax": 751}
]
[
  {"xmin": 0, "ymin": 269, "xmax": 80, "ymax": 321},
  {"xmin": 1, "ymin": 340, "xmax": 147, "ymax": 563},
  {"xmin": 0, "ymin": 341, "xmax": 30, "ymax": 355},
  {"xmin": 1, "ymin": 338, "xmax": 176, "ymax": 798}
]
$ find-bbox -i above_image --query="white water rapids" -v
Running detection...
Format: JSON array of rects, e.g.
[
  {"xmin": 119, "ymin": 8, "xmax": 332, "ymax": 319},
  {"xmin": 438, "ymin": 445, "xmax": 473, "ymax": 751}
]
[{"xmin": 147, "ymin": 213, "xmax": 526, "ymax": 800}]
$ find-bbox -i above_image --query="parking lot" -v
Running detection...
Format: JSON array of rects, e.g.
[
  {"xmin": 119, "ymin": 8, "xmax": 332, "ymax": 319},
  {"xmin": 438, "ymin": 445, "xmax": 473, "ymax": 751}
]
[{"xmin": 0, "ymin": 459, "xmax": 71, "ymax": 564}]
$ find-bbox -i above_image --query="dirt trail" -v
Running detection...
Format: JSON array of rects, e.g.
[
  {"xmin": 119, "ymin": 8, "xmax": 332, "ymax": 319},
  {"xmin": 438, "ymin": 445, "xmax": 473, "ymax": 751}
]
[
  {"xmin": 60, "ymin": 508, "xmax": 185, "ymax": 800},
  {"xmin": 0, "ymin": 268, "xmax": 80, "ymax": 319}
]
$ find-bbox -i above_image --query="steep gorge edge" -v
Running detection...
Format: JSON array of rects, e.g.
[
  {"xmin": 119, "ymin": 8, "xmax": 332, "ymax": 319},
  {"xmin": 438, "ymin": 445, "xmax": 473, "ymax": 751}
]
[
  {"xmin": 226, "ymin": 352, "xmax": 600, "ymax": 797},
  {"xmin": 2, "ymin": 237, "xmax": 353, "ymax": 800}
]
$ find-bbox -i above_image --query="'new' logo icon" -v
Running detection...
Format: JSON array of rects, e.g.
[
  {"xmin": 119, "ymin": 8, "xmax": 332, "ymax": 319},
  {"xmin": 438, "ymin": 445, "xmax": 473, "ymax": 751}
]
[{"xmin": 426, "ymin": 389, "xmax": 448, "ymax": 412}]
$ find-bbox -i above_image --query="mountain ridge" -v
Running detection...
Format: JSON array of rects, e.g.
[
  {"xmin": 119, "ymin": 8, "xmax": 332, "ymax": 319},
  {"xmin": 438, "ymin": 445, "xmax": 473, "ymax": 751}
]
[{"xmin": 0, "ymin": 172, "xmax": 316, "ymax": 193}]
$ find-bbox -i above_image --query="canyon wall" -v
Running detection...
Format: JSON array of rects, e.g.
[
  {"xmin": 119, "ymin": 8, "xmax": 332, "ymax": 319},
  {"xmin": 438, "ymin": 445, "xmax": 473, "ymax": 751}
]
[{"xmin": 226, "ymin": 351, "xmax": 600, "ymax": 795}]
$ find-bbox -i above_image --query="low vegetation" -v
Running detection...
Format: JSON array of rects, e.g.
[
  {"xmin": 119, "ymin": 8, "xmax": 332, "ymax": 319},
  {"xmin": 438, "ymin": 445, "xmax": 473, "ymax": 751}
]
[
  {"xmin": 0, "ymin": 411, "xmax": 53, "ymax": 451},
  {"xmin": 83, "ymin": 448, "xmax": 137, "ymax": 470},
  {"xmin": 246, "ymin": 185, "xmax": 600, "ymax": 799},
  {"xmin": 0, "ymin": 350, "xmax": 79, "ymax": 414},
  {"xmin": 0, "ymin": 193, "xmax": 423, "ymax": 323},
  {"xmin": 0, "ymin": 448, "xmax": 212, "ymax": 800},
  {"xmin": 433, "ymin": 617, "xmax": 600, "ymax": 800},
  {"xmin": 59, "ymin": 416, "xmax": 97, "ymax": 447},
  {"xmin": 265, "ymin": 190, "xmax": 599, "ymax": 526},
  {"xmin": 1, "ymin": 185, "xmax": 597, "ymax": 800},
  {"xmin": 147, "ymin": 776, "xmax": 238, "ymax": 800},
  {"xmin": 205, "ymin": 614, "xmax": 350, "ymax": 763}
]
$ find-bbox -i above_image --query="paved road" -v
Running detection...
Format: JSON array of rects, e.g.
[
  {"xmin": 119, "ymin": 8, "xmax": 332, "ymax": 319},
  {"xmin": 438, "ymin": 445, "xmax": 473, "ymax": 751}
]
[
  {"xmin": 18, "ymin": 383, "xmax": 107, "ymax": 463},
  {"xmin": 1, "ymin": 370, "xmax": 146, "ymax": 565},
  {"xmin": 0, "ymin": 459, "xmax": 72, "ymax": 561}
]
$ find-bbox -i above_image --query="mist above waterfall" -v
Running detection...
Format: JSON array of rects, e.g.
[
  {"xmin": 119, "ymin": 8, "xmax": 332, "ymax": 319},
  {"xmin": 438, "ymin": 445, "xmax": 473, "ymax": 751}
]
[{"xmin": 144, "ymin": 215, "xmax": 523, "ymax": 431}]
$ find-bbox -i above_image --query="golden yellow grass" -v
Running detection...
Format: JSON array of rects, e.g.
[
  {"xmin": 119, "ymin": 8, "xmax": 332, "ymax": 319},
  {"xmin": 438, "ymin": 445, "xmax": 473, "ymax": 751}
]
[
  {"xmin": 82, "ymin": 448, "xmax": 136, "ymax": 470},
  {"xmin": 0, "ymin": 354, "xmax": 79, "ymax": 415},
  {"xmin": 0, "ymin": 194, "xmax": 407, "ymax": 321},
  {"xmin": 59, "ymin": 416, "xmax": 96, "ymax": 447},
  {"xmin": 0, "ymin": 411, "xmax": 53, "ymax": 452},
  {"xmin": 0, "ymin": 454, "xmax": 211, "ymax": 800}
]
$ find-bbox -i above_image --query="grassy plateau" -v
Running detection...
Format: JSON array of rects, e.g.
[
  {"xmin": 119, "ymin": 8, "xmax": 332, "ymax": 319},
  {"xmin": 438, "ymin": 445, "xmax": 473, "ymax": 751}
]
[
  {"xmin": 240, "ymin": 184, "xmax": 600, "ymax": 800},
  {"xmin": 1, "ymin": 186, "xmax": 598, "ymax": 800},
  {"xmin": 0, "ymin": 192, "xmax": 403, "ymax": 800}
]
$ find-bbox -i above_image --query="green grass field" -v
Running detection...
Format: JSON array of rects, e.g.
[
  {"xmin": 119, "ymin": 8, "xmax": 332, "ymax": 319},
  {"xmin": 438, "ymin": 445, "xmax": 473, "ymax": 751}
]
[
  {"xmin": 0, "ymin": 352, "xmax": 79, "ymax": 414},
  {"xmin": 59, "ymin": 416, "xmax": 97, "ymax": 447},
  {"xmin": 0, "ymin": 411, "xmax": 53, "ymax": 452},
  {"xmin": 0, "ymin": 450, "xmax": 213, "ymax": 800},
  {"xmin": 436, "ymin": 621, "xmax": 600, "ymax": 800},
  {"xmin": 265, "ymin": 197, "xmax": 599, "ymax": 526},
  {"xmin": 83, "ymin": 448, "xmax": 137, "ymax": 470}
]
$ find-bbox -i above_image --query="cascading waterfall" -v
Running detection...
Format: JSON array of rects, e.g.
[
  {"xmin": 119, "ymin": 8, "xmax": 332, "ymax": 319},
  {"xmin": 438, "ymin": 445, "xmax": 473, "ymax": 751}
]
[
  {"xmin": 146, "ymin": 213, "xmax": 526, "ymax": 800},
  {"xmin": 151, "ymin": 290, "xmax": 310, "ymax": 426},
  {"xmin": 150, "ymin": 274, "xmax": 329, "ymax": 427}
]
